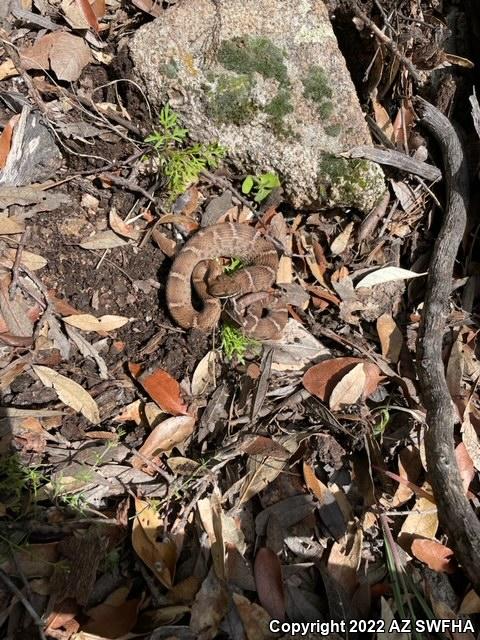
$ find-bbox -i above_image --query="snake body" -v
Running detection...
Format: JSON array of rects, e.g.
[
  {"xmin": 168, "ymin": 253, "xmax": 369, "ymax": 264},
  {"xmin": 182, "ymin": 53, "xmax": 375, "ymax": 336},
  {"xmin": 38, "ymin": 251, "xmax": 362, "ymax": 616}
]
[{"xmin": 166, "ymin": 222, "xmax": 287, "ymax": 339}]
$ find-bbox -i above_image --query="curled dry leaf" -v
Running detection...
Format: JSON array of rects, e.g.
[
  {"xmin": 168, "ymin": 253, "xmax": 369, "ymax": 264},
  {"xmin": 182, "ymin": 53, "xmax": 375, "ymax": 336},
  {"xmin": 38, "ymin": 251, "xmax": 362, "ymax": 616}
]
[
  {"xmin": 303, "ymin": 357, "xmax": 381, "ymax": 403},
  {"xmin": 132, "ymin": 415, "xmax": 196, "ymax": 471},
  {"xmin": 1, "ymin": 248, "xmax": 47, "ymax": 270},
  {"xmin": 129, "ymin": 364, "xmax": 189, "ymax": 416},
  {"xmin": 376, "ymin": 313, "xmax": 403, "ymax": 363},
  {"xmin": 355, "ymin": 266, "xmax": 427, "ymax": 289},
  {"xmin": 303, "ymin": 462, "xmax": 346, "ymax": 540},
  {"xmin": 109, "ymin": 208, "xmax": 140, "ymax": 240},
  {"xmin": 63, "ymin": 314, "xmax": 130, "ymax": 333},
  {"xmin": 327, "ymin": 528, "xmax": 363, "ymax": 598},
  {"xmin": 254, "ymin": 547, "xmax": 285, "ymax": 622},
  {"xmin": 190, "ymin": 568, "xmax": 229, "ymax": 639},
  {"xmin": 191, "ymin": 350, "xmax": 219, "ymax": 396},
  {"xmin": 398, "ymin": 489, "xmax": 438, "ymax": 551},
  {"xmin": 0, "ymin": 114, "xmax": 19, "ymax": 169},
  {"xmin": 232, "ymin": 593, "xmax": 272, "ymax": 640},
  {"xmin": 330, "ymin": 221, "xmax": 354, "ymax": 256},
  {"xmin": 455, "ymin": 442, "xmax": 475, "ymax": 494},
  {"xmin": 82, "ymin": 586, "xmax": 140, "ymax": 637},
  {"xmin": 132, "ymin": 498, "xmax": 177, "ymax": 588},
  {"xmin": 0, "ymin": 217, "xmax": 25, "ymax": 234},
  {"xmin": 21, "ymin": 32, "xmax": 93, "ymax": 82},
  {"xmin": 80, "ymin": 230, "xmax": 129, "ymax": 249},
  {"xmin": 329, "ymin": 362, "xmax": 366, "ymax": 409},
  {"xmin": 32, "ymin": 365, "xmax": 100, "ymax": 424},
  {"xmin": 411, "ymin": 539, "xmax": 457, "ymax": 574}
]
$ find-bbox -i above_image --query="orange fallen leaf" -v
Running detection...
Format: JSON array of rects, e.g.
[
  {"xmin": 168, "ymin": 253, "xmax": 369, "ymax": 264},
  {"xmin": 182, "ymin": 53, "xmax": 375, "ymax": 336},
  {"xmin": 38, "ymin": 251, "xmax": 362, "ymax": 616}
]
[
  {"xmin": 411, "ymin": 539, "xmax": 457, "ymax": 574},
  {"xmin": 129, "ymin": 364, "xmax": 189, "ymax": 416},
  {"xmin": 75, "ymin": 0, "xmax": 100, "ymax": 32},
  {"xmin": 0, "ymin": 114, "xmax": 19, "ymax": 169},
  {"xmin": 132, "ymin": 498, "xmax": 177, "ymax": 588},
  {"xmin": 254, "ymin": 547, "xmax": 285, "ymax": 622},
  {"xmin": 132, "ymin": 415, "xmax": 196, "ymax": 473},
  {"xmin": 303, "ymin": 357, "xmax": 381, "ymax": 402}
]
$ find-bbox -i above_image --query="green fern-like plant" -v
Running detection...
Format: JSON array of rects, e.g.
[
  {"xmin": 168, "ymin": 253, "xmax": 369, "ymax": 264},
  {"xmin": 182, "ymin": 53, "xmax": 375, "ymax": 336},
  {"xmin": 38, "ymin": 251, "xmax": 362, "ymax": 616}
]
[
  {"xmin": 145, "ymin": 104, "xmax": 226, "ymax": 201},
  {"xmin": 220, "ymin": 323, "xmax": 260, "ymax": 364}
]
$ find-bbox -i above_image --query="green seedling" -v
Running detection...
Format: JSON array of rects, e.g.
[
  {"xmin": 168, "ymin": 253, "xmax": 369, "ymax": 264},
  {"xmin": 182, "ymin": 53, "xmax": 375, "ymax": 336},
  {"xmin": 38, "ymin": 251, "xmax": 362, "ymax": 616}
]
[
  {"xmin": 242, "ymin": 172, "xmax": 281, "ymax": 203},
  {"xmin": 220, "ymin": 323, "xmax": 260, "ymax": 364},
  {"xmin": 145, "ymin": 104, "xmax": 226, "ymax": 201}
]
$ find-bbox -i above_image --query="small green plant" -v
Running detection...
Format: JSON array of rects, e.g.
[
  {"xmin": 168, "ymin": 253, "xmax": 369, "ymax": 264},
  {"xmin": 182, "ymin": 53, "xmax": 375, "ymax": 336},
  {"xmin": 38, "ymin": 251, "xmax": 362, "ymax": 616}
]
[
  {"xmin": 373, "ymin": 407, "xmax": 390, "ymax": 438},
  {"xmin": 241, "ymin": 172, "xmax": 281, "ymax": 203},
  {"xmin": 145, "ymin": 104, "xmax": 226, "ymax": 201},
  {"xmin": 0, "ymin": 454, "xmax": 47, "ymax": 514},
  {"xmin": 223, "ymin": 257, "xmax": 245, "ymax": 274},
  {"xmin": 220, "ymin": 323, "xmax": 260, "ymax": 364}
]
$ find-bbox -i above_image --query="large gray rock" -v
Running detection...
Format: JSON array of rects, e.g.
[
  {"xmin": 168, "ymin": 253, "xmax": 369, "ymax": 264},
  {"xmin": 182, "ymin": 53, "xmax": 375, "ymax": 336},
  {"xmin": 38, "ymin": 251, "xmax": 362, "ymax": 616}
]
[{"xmin": 130, "ymin": 0, "xmax": 384, "ymax": 211}]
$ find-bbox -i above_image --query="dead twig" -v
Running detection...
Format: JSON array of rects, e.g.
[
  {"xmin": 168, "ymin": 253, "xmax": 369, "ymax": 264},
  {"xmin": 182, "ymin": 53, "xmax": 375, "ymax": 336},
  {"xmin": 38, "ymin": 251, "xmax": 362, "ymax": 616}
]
[
  {"xmin": 0, "ymin": 568, "xmax": 47, "ymax": 640},
  {"xmin": 415, "ymin": 97, "xmax": 480, "ymax": 593},
  {"xmin": 9, "ymin": 229, "xmax": 29, "ymax": 300},
  {"xmin": 345, "ymin": 0, "xmax": 421, "ymax": 83}
]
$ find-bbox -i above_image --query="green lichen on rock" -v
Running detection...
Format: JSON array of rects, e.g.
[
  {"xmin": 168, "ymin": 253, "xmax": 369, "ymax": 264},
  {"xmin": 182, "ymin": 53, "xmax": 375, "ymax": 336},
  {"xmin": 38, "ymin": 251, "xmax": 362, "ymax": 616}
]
[
  {"xmin": 302, "ymin": 65, "xmax": 333, "ymax": 118},
  {"xmin": 217, "ymin": 36, "xmax": 289, "ymax": 85},
  {"xmin": 206, "ymin": 73, "xmax": 256, "ymax": 125},
  {"xmin": 319, "ymin": 155, "xmax": 384, "ymax": 209},
  {"xmin": 210, "ymin": 36, "xmax": 295, "ymax": 136},
  {"xmin": 324, "ymin": 123, "xmax": 341, "ymax": 137},
  {"xmin": 159, "ymin": 58, "xmax": 179, "ymax": 78},
  {"xmin": 264, "ymin": 89, "xmax": 294, "ymax": 138}
]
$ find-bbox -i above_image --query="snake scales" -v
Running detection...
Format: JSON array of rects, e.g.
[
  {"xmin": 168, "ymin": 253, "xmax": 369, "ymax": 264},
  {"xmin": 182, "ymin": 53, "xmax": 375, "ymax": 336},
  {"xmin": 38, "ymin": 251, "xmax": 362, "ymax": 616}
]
[{"xmin": 166, "ymin": 222, "xmax": 287, "ymax": 339}]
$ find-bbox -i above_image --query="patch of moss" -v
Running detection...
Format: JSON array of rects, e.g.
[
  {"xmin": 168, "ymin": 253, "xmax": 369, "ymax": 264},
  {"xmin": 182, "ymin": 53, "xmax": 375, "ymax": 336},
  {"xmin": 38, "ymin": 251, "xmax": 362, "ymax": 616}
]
[
  {"xmin": 217, "ymin": 36, "xmax": 289, "ymax": 86},
  {"xmin": 324, "ymin": 123, "xmax": 341, "ymax": 137},
  {"xmin": 207, "ymin": 73, "xmax": 256, "ymax": 125},
  {"xmin": 319, "ymin": 155, "xmax": 372, "ymax": 205},
  {"xmin": 302, "ymin": 66, "xmax": 334, "ymax": 118},
  {"xmin": 264, "ymin": 89, "xmax": 294, "ymax": 138},
  {"xmin": 159, "ymin": 58, "xmax": 179, "ymax": 79}
]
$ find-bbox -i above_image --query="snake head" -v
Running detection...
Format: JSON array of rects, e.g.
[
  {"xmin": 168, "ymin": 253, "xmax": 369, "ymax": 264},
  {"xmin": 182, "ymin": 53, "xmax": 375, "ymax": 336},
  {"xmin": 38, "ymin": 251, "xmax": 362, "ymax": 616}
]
[{"xmin": 208, "ymin": 274, "xmax": 241, "ymax": 298}]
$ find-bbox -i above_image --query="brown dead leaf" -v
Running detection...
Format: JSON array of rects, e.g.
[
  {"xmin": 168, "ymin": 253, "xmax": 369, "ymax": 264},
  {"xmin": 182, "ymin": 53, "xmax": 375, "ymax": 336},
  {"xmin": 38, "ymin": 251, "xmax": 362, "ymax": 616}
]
[
  {"xmin": 327, "ymin": 528, "xmax": 362, "ymax": 598},
  {"xmin": 455, "ymin": 442, "xmax": 475, "ymax": 494},
  {"xmin": 21, "ymin": 32, "xmax": 93, "ymax": 82},
  {"xmin": 190, "ymin": 568, "xmax": 229, "ymax": 640},
  {"xmin": 460, "ymin": 590, "xmax": 480, "ymax": 615},
  {"xmin": 63, "ymin": 313, "xmax": 130, "ymax": 333},
  {"xmin": 83, "ymin": 586, "xmax": 139, "ymax": 637},
  {"xmin": 132, "ymin": 415, "xmax": 196, "ymax": 471},
  {"xmin": 191, "ymin": 350, "xmax": 219, "ymax": 396},
  {"xmin": 254, "ymin": 547, "xmax": 285, "ymax": 622},
  {"xmin": 388, "ymin": 446, "xmax": 422, "ymax": 508},
  {"xmin": 239, "ymin": 435, "xmax": 300, "ymax": 504},
  {"xmin": 132, "ymin": 498, "xmax": 177, "ymax": 588},
  {"xmin": 372, "ymin": 96, "xmax": 394, "ymax": 141},
  {"xmin": 330, "ymin": 222, "xmax": 354, "ymax": 256},
  {"xmin": 376, "ymin": 313, "xmax": 403, "ymax": 363},
  {"xmin": 392, "ymin": 102, "xmax": 415, "ymax": 147},
  {"xmin": 130, "ymin": 0, "xmax": 163, "ymax": 16},
  {"xmin": 113, "ymin": 400, "xmax": 142, "ymax": 425},
  {"xmin": 0, "ymin": 217, "xmax": 25, "ymax": 234},
  {"xmin": 232, "ymin": 593, "xmax": 273, "ymax": 640},
  {"xmin": 0, "ymin": 59, "xmax": 18, "ymax": 81},
  {"xmin": 303, "ymin": 462, "xmax": 346, "ymax": 540},
  {"xmin": 0, "ymin": 115, "xmax": 19, "ymax": 169},
  {"xmin": 75, "ymin": 0, "xmax": 100, "ymax": 31},
  {"xmin": 109, "ymin": 208, "xmax": 139, "ymax": 240},
  {"xmin": 303, "ymin": 357, "xmax": 381, "ymax": 403},
  {"xmin": 32, "ymin": 365, "xmax": 100, "ymax": 424},
  {"xmin": 411, "ymin": 539, "xmax": 456, "ymax": 574},
  {"xmin": 329, "ymin": 363, "xmax": 366, "ymax": 409},
  {"xmin": 398, "ymin": 488, "xmax": 438, "ymax": 551},
  {"xmin": 129, "ymin": 364, "xmax": 190, "ymax": 416}
]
